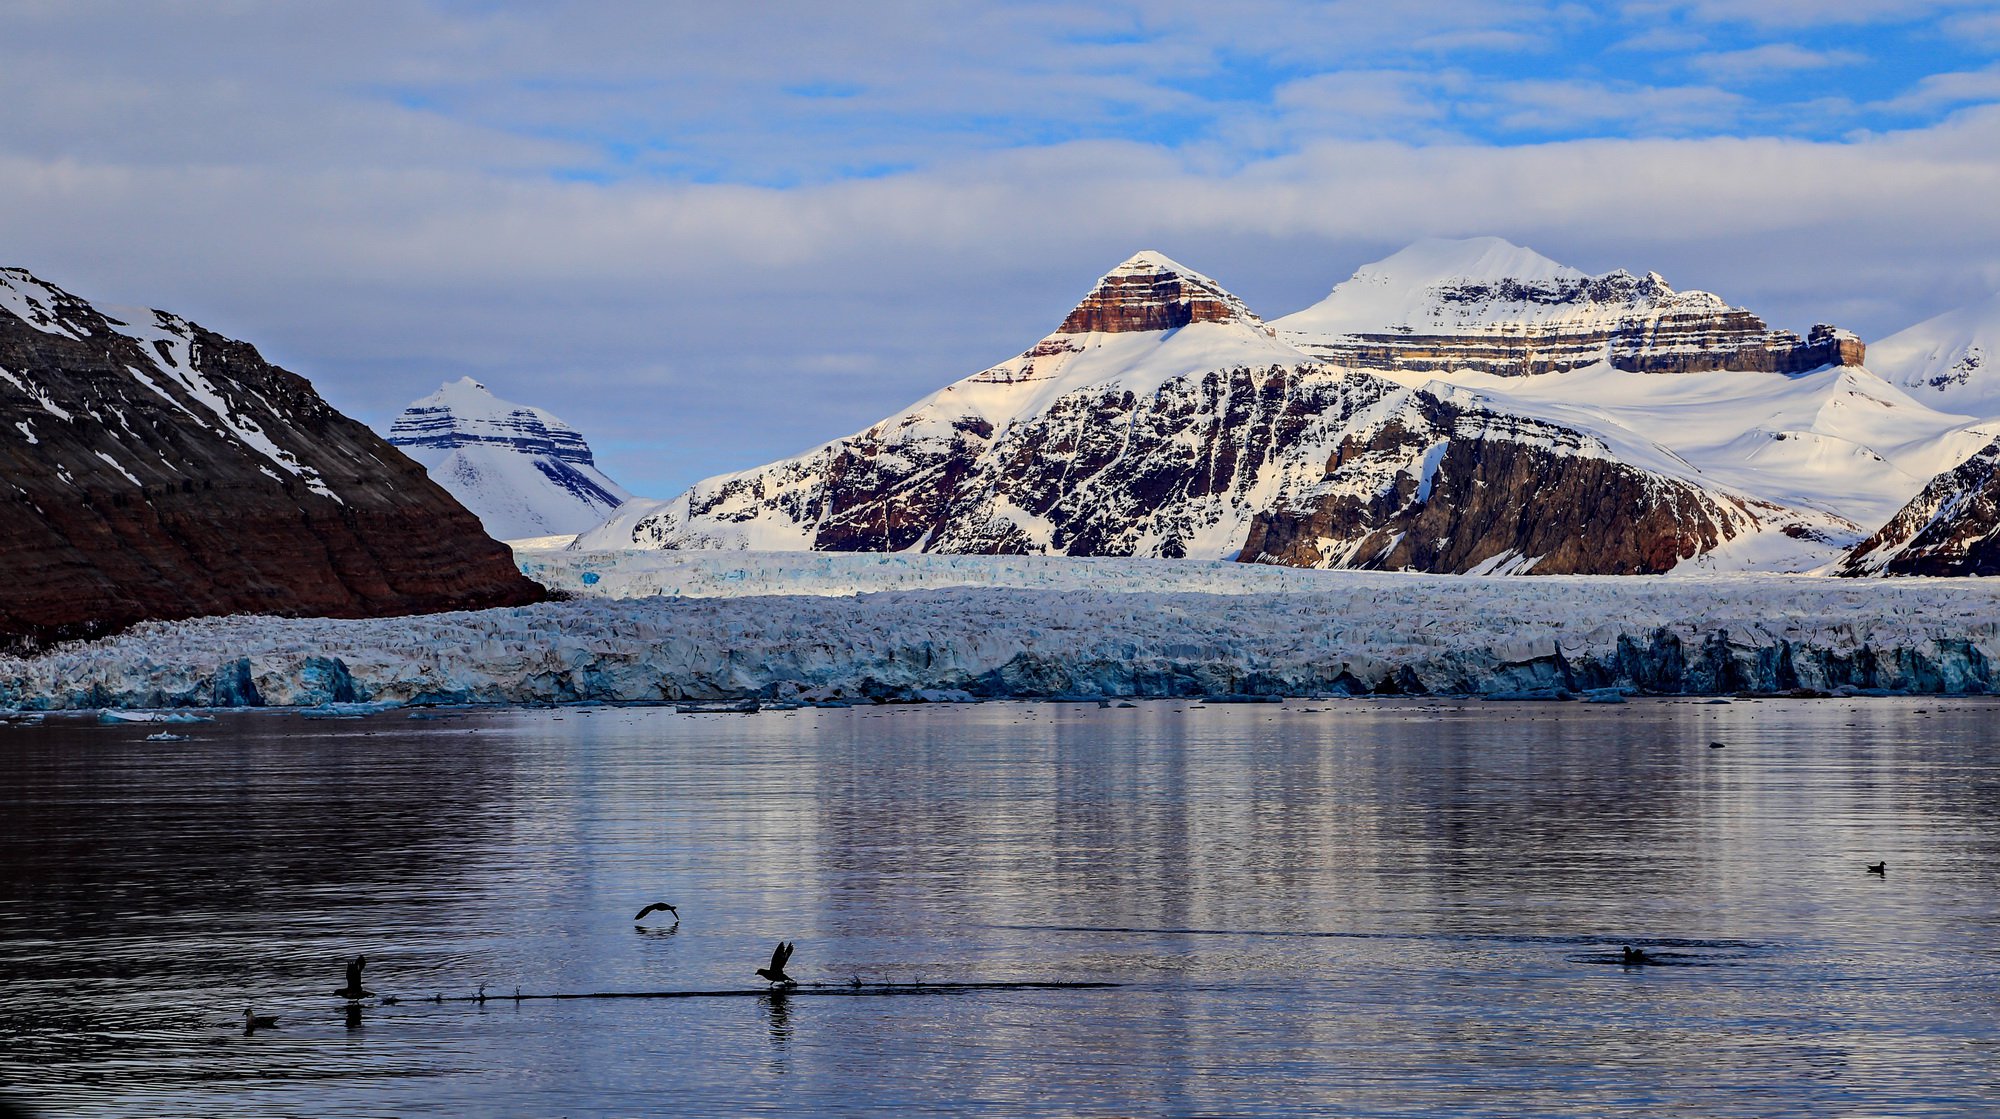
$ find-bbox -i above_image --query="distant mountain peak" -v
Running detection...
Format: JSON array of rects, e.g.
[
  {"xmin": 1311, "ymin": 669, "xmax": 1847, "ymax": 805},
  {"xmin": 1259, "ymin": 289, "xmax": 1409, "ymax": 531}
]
[
  {"xmin": 1056, "ymin": 250, "xmax": 1264, "ymax": 335},
  {"xmin": 1352, "ymin": 236, "xmax": 1586, "ymax": 288},
  {"xmin": 387, "ymin": 379, "xmax": 632, "ymax": 541}
]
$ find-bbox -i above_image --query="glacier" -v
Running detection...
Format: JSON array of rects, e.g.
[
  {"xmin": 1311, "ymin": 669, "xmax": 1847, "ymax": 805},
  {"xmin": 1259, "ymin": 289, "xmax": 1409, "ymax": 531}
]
[{"xmin": 5, "ymin": 551, "xmax": 1999, "ymax": 711}]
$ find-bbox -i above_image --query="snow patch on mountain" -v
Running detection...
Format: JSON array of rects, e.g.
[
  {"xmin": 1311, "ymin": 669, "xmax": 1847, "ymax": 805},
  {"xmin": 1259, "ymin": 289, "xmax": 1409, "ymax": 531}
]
[
  {"xmin": 1868, "ymin": 289, "xmax": 2000, "ymax": 418},
  {"xmin": 388, "ymin": 377, "xmax": 633, "ymax": 540}
]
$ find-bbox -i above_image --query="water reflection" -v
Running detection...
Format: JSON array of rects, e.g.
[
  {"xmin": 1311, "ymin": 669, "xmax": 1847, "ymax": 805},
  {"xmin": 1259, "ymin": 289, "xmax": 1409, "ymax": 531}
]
[{"xmin": 2, "ymin": 699, "xmax": 1998, "ymax": 1116}]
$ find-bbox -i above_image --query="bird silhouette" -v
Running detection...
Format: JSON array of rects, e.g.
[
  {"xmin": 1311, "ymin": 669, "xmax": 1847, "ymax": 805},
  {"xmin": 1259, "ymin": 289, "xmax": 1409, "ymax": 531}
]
[
  {"xmin": 1867, "ymin": 861, "xmax": 1886, "ymax": 875},
  {"xmin": 1621, "ymin": 945, "xmax": 1655, "ymax": 966},
  {"xmin": 242, "ymin": 1008, "xmax": 279, "ymax": 1033},
  {"xmin": 756, "ymin": 941, "xmax": 797, "ymax": 987},
  {"xmin": 333, "ymin": 955, "xmax": 374, "ymax": 1001},
  {"xmin": 634, "ymin": 902, "xmax": 680, "ymax": 923}
]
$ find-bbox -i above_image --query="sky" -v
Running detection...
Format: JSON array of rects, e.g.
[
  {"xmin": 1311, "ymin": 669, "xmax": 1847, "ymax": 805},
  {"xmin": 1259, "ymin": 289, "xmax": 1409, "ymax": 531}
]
[{"xmin": 4, "ymin": 0, "xmax": 2000, "ymax": 497}]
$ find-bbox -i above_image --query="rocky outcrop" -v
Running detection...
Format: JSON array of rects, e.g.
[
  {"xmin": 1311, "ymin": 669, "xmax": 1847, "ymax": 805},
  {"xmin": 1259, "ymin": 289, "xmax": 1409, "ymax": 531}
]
[
  {"xmin": 1055, "ymin": 251, "xmax": 1264, "ymax": 334},
  {"xmin": 0, "ymin": 266, "xmax": 543, "ymax": 650},
  {"xmin": 1839, "ymin": 436, "xmax": 2000, "ymax": 576},
  {"xmin": 1239, "ymin": 391, "xmax": 1751, "ymax": 574},
  {"xmin": 1274, "ymin": 238, "xmax": 1865, "ymax": 378},
  {"xmin": 387, "ymin": 377, "xmax": 633, "ymax": 540},
  {"xmin": 581, "ymin": 251, "xmax": 1791, "ymax": 574}
]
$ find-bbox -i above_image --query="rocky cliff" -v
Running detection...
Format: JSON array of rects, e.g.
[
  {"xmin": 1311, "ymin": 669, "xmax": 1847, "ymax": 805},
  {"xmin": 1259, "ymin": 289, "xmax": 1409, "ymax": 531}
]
[
  {"xmin": 1838, "ymin": 435, "xmax": 2000, "ymax": 576},
  {"xmin": 1273, "ymin": 238, "xmax": 1864, "ymax": 378},
  {"xmin": 0, "ymin": 267, "xmax": 543, "ymax": 650},
  {"xmin": 387, "ymin": 377, "xmax": 633, "ymax": 540},
  {"xmin": 581, "ymin": 251, "xmax": 1797, "ymax": 574}
]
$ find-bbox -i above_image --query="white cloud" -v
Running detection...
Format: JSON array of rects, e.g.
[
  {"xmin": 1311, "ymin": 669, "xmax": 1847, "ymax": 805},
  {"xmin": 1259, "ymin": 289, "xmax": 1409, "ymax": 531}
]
[
  {"xmin": 1875, "ymin": 63, "xmax": 2000, "ymax": 112},
  {"xmin": 1687, "ymin": 43, "xmax": 1868, "ymax": 83}
]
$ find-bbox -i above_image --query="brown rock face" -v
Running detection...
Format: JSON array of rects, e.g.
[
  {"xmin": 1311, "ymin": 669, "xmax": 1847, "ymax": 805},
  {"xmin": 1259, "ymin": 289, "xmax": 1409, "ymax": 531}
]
[
  {"xmin": 1839, "ymin": 437, "xmax": 2000, "ymax": 576},
  {"xmin": 1056, "ymin": 252, "xmax": 1264, "ymax": 335},
  {"xmin": 1238, "ymin": 404, "xmax": 1740, "ymax": 575},
  {"xmin": 0, "ymin": 267, "xmax": 543, "ymax": 650}
]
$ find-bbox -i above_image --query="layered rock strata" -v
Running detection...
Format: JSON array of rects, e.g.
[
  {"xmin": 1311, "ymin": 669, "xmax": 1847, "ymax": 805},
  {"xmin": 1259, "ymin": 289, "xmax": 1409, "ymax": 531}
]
[
  {"xmin": 1274, "ymin": 238, "xmax": 1865, "ymax": 377},
  {"xmin": 387, "ymin": 377, "xmax": 633, "ymax": 539},
  {"xmin": 0, "ymin": 267, "xmax": 543, "ymax": 649}
]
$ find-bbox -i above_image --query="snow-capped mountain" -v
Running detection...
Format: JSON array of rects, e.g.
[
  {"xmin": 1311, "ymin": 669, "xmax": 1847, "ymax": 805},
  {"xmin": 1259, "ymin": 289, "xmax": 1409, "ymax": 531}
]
[
  {"xmin": 387, "ymin": 377, "xmax": 633, "ymax": 541},
  {"xmin": 0, "ymin": 266, "xmax": 541, "ymax": 648},
  {"xmin": 1867, "ymin": 289, "xmax": 2000, "ymax": 417},
  {"xmin": 580, "ymin": 250, "xmax": 1814, "ymax": 574},
  {"xmin": 1273, "ymin": 236, "xmax": 1864, "ymax": 377}
]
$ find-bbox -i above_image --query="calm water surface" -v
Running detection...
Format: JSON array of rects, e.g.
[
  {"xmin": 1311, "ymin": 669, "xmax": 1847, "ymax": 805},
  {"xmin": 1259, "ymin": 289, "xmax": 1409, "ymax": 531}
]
[{"xmin": 3, "ymin": 698, "xmax": 1999, "ymax": 1117}]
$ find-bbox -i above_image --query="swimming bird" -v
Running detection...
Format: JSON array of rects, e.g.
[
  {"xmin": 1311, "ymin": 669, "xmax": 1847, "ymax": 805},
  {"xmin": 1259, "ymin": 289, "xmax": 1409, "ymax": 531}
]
[
  {"xmin": 242, "ymin": 1008, "xmax": 279, "ymax": 1031},
  {"xmin": 1867, "ymin": 861, "xmax": 1886, "ymax": 875},
  {"xmin": 634, "ymin": 902, "xmax": 680, "ymax": 923},
  {"xmin": 1621, "ymin": 946, "xmax": 1655, "ymax": 966},
  {"xmin": 1708, "ymin": 741, "xmax": 1727, "ymax": 749},
  {"xmin": 756, "ymin": 941, "xmax": 797, "ymax": 987},
  {"xmin": 333, "ymin": 954, "xmax": 374, "ymax": 1001}
]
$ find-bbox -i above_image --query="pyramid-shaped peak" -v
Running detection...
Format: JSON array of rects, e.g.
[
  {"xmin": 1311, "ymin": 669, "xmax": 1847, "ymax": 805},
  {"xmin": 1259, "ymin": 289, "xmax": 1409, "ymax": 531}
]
[
  {"xmin": 1358, "ymin": 237, "xmax": 1584, "ymax": 287},
  {"xmin": 1058, "ymin": 250, "xmax": 1261, "ymax": 335}
]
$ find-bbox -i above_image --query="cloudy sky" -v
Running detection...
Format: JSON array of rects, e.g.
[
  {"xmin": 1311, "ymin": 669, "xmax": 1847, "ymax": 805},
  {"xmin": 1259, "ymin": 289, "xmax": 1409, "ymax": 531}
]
[{"xmin": 4, "ymin": 1, "xmax": 2000, "ymax": 496}]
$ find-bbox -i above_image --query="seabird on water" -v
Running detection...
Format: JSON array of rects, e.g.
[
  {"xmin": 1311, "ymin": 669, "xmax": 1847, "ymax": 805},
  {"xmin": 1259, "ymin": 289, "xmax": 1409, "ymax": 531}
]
[
  {"xmin": 333, "ymin": 955, "xmax": 374, "ymax": 1001},
  {"xmin": 756, "ymin": 941, "xmax": 797, "ymax": 987}
]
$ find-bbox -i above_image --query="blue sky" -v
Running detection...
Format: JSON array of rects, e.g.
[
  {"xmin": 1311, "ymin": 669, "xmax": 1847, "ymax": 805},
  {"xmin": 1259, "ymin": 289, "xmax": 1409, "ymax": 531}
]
[{"xmin": 3, "ymin": 0, "xmax": 2000, "ymax": 496}]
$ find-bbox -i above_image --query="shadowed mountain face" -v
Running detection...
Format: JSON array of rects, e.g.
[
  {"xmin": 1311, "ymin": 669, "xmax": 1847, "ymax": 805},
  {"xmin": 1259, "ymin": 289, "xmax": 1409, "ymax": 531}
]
[{"xmin": 0, "ymin": 267, "xmax": 543, "ymax": 650}]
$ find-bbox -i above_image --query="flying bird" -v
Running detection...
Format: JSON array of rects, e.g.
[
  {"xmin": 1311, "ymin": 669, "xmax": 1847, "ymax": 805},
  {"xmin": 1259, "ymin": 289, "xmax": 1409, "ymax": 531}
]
[
  {"xmin": 1867, "ymin": 861, "xmax": 1886, "ymax": 875},
  {"xmin": 634, "ymin": 902, "xmax": 680, "ymax": 923},
  {"xmin": 756, "ymin": 941, "xmax": 797, "ymax": 987},
  {"xmin": 333, "ymin": 955, "xmax": 374, "ymax": 1001}
]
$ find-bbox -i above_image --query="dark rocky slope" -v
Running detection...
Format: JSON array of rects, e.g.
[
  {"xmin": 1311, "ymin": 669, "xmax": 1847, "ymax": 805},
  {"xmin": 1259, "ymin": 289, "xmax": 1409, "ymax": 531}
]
[
  {"xmin": 0, "ymin": 266, "xmax": 542, "ymax": 649},
  {"xmin": 1839, "ymin": 436, "xmax": 2000, "ymax": 576}
]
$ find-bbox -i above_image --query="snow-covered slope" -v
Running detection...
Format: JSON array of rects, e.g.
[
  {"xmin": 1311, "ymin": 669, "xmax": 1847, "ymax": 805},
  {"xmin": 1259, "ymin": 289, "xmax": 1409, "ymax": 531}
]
[
  {"xmin": 582, "ymin": 251, "xmax": 1797, "ymax": 574},
  {"xmin": 387, "ymin": 377, "xmax": 633, "ymax": 540},
  {"xmin": 1868, "ymin": 289, "xmax": 2000, "ymax": 418},
  {"xmin": 1405, "ymin": 362, "xmax": 1997, "ymax": 541}
]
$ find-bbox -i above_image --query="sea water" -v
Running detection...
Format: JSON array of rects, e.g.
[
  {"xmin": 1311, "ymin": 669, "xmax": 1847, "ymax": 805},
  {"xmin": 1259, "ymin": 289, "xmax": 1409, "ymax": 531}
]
[{"xmin": 2, "ymin": 698, "xmax": 1997, "ymax": 1117}]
